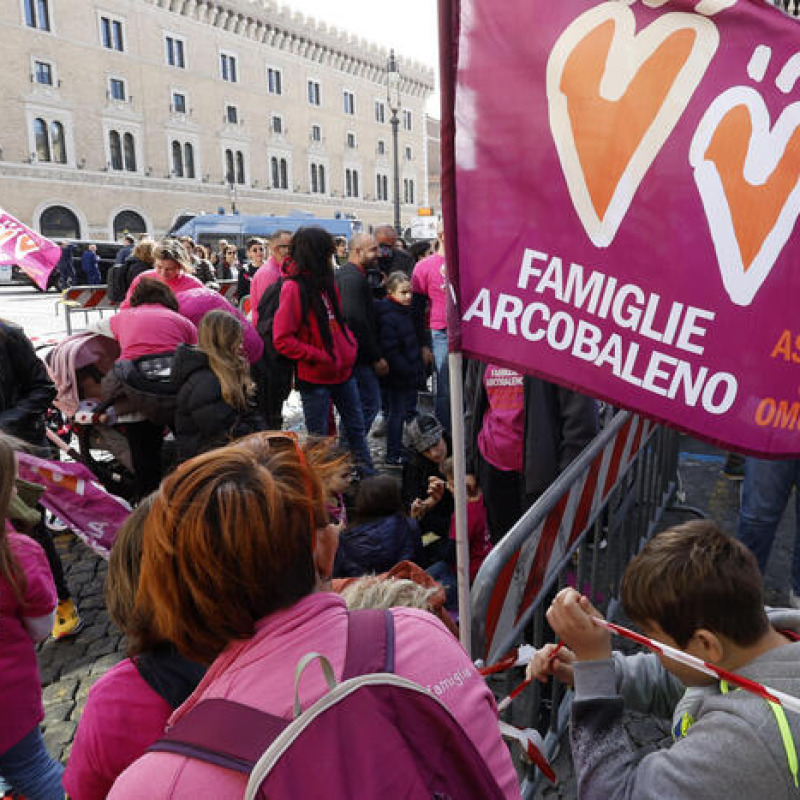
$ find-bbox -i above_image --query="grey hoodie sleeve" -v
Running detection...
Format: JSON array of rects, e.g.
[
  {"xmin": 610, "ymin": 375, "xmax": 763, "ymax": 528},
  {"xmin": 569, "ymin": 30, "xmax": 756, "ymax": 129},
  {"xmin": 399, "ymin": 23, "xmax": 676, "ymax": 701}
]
[
  {"xmin": 613, "ymin": 651, "xmax": 685, "ymax": 719},
  {"xmin": 570, "ymin": 660, "xmax": 787, "ymax": 800}
]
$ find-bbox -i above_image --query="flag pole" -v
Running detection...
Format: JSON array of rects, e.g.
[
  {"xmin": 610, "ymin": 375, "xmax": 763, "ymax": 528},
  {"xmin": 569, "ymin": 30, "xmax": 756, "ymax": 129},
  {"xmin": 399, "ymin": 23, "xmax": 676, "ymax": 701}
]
[{"xmin": 449, "ymin": 350, "xmax": 472, "ymax": 654}]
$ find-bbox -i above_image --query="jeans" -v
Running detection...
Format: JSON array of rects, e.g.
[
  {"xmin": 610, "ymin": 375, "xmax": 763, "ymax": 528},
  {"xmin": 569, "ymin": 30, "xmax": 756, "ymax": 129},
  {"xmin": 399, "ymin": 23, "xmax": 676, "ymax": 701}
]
[
  {"xmin": 300, "ymin": 378, "xmax": 375, "ymax": 475},
  {"xmin": 0, "ymin": 727, "xmax": 64, "ymax": 800},
  {"xmin": 431, "ymin": 329, "xmax": 451, "ymax": 432},
  {"xmin": 352, "ymin": 363, "xmax": 382, "ymax": 434},
  {"xmin": 386, "ymin": 387, "xmax": 418, "ymax": 461},
  {"xmin": 738, "ymin": 457, "xmax": 800, "ymax": 594}
]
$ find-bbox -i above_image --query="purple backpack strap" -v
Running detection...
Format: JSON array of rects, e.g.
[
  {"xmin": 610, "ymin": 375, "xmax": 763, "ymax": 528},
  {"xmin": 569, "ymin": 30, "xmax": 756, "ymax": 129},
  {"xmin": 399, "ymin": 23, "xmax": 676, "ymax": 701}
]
[
  {"xmin": 148, "ymin": 609, "xmax": 395, "ymax": 771},
  {"xmin": 342, "ymin": 608, "xmax": 395, "ymax": 679}
]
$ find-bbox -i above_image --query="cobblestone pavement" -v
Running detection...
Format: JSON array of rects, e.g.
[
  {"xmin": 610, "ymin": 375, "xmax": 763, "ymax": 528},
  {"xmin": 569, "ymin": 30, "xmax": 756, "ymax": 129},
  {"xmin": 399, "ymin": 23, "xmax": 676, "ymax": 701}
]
[{"xmin": 34, "ymin": 430, "xmax": 796, "ymax": 794}]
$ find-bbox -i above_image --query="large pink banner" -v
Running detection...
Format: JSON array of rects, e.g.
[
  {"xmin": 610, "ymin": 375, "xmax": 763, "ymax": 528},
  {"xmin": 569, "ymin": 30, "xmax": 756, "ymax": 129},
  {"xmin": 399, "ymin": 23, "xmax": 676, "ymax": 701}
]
[
  {"xmin": 0, "ymin": 208, "xmax": 61, "ymax": 290},
  {"xmin": 443, "ymin": 0, "xmax": 800, "ymax": 456}
]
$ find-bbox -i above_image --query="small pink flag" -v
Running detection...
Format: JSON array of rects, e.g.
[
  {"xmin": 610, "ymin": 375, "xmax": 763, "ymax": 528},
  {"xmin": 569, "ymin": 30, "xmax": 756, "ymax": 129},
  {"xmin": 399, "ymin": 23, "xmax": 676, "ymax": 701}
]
[{"xmin": 0, "ymin": 208, "xmax": 62, "ymax": 291}]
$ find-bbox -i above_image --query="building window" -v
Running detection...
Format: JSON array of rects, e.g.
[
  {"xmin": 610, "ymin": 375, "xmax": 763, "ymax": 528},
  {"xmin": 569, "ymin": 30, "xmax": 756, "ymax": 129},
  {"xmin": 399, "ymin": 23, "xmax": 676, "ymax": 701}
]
[
  {"xmin": 220, "ymin": 53, "xmax": 237, "ymax": 83},
  {"xmin": 376, "ymin": 174, "xmax": 389, "ymax": 202},
  {"xmin": 267, "ymin": 67, "xmax": 282, "ymax": 95},
  {"xmin": 40, "ymin": 206, "xmax": 80, "ymax": 239},
  {"xmin": 123, "ymin": 132, "xmax": 136, "ymax": 171},
  {"xmin": 307, "ymin": 80, "xmax": 321, "ymax": 106},
  {"xmin": 100, "ymin": 16, "xmax": 124, "ymax": 51},
  {"xmin": 172, "ymin": 141, "xmax": 183, "ymax": 177},
  {"xmin": 109, "ymin": 78, "xmax": 126, "ymax": 101},
  {"xmin": 184, "ymin": 143, "xmax": 195, "ymax": 179},
  {"xmin": 346, "ymin": 132, "xmax": 356, "ymax": 150},
  {"xmin": 24, "ymin": 0, "xmax": 50, "ymax": 31},
  {"xmin": 33, "ymin": 117, "xmax": 67, "ymax": 163},
  {"xmin": 109, "ymin": 130, "xmax": 135, "ymax": 171},
  {"xmin": 310, "ymin": 163, "xmax": 326, "ymax": 194},
  {"xmin": 345, "ymin": 168, "xmax": 359, "ymax": 198},
  {"xmin": 172, "ymin": 92, "xmax": 186, "ymax": 114},
  {"xmin": 225, "ymin": 149, "xmax": 245, "ymax": 184},
  {"xmin": 226, "ymin": 105, "xmax": 238, "ymax": 125},
  {"xmin": 109, "ymin": 131, "xmax": 122, "ymax": 170},
  {"xmin": 270, "ymin": 157, "xmax": 289, "ymax": 190},
  {"xmin": 405, "ymin": 146, "xmax": 412, "ymax": 162},
  {"xmin": 375, "ymin": 100, "xmax": 385, "ymax": 124},
  {"xmin": 377, "ymin": 140, "xmax": 386, "ymax": 156},
  {"xmin": 33, "ymin": 60, "xmax": 53, "ymax": 85},
  {"xmin": 165, "ymin": 36, "xmax": 185, "ymax": 68},
  {"xmin": 113, "ymin": 210, "xmax": 147, "ymax": 239},
  {"xmin": 344, "ymin": 90, "xmax": 355, "ymax": 115},
  {"xmin": 172, "ymin": 141, "xmax": 196, "ymax": 179},
  {"xmin": 311, "ymin": 124, "xmax": 322, "ymax": 143},
  {"xmin": 271, "ymin": 115, "xmax": 283, "ymax": 135},
  {"xmin": 402, "ymin": 109, "xmax": 412, "ymax": 131},
  {"xmin": 404, "ymin": 178, "xmax": 415, "ymax": 205}
]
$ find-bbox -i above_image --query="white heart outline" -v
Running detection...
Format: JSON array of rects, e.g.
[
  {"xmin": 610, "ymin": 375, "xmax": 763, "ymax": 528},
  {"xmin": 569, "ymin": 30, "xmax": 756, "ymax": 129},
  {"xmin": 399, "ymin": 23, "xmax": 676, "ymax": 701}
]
[
  {"xmin": 690, "ymin": 86, "xmax": 800, "ymax": 306},
  {"xmin": 547, "ymin": 3, "xmax": 719, "ymax": 248}
]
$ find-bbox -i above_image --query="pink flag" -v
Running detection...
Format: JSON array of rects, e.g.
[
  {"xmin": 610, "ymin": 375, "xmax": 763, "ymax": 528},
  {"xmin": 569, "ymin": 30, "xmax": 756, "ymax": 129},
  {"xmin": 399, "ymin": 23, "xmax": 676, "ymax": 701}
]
[
  {"xmin": 441, "ymin": 0, "xmax": 800, "ymax": 457},
  {"xmin": 16, "ymin": 452, "xmax": 130, "ymax": 558},
  {"xmin": 0, "ymin": 208, "xmax": 61, "ymax": 290}
]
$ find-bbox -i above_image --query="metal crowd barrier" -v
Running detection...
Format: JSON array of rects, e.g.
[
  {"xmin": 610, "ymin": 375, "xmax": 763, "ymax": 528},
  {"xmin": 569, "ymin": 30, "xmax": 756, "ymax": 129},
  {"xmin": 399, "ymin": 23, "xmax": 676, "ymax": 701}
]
[{"xmin": 470, "ymin": 411, "xmax": 688, "ymax": 797}]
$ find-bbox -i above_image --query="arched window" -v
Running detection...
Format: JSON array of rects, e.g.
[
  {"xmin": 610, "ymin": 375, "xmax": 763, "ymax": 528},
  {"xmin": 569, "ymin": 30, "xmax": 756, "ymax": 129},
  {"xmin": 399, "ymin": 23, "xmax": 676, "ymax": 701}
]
[
  {"xmin": 113, "ymin": 210, "xmax": 146, "ymax": 240},
  {"xmin": 319, "ymin": 165, "xmax": 325, "ymax": 194},
  {"xmin": 271, "ymin": 157, "xmax": 279, "ymax": 188},
  {"xmin": 345, "ymin": 169, "xmax": 352, "ymax": 198},
  {"xmin": 109, "ymin": 130, "xmax": 123, "ymax": 171},
  {"xmin": 311, "ymin": 164, "xmax": 318, "ymax": 194},
  {"xmin": 123, "ymin": 133, "xmax": 136, "ymax": 171},
  {"xmin": 40, "ymin": 205, "xmax": 80, "ymax": 239},
  {"xmin": 172, "ymin": 141, "xmax": 184, "ymax": 177},
  {"xmin": 34, "ymin": 118, "xmax": 50, "ymax": 162},
  {"xmin": 236, "ymin": 151, "xmax": 245, "ymax": 184},
  {"xmin": 51, "ymin": 121, "xmax": 66, "ymax": 163},
  {"xmin": 279, "ymin": 158, "xmax": 287, "ymax": 190},
  {"xmin": 352, "ymin": 170, "xmax": 359, "ymax": 198},
  {"xmin": 184, "ymin": 143, "xmax": 195, "ymax": 179},
  {"xmin": 225, "ymin": 149, "xmax": 235, "ymax": 185}
]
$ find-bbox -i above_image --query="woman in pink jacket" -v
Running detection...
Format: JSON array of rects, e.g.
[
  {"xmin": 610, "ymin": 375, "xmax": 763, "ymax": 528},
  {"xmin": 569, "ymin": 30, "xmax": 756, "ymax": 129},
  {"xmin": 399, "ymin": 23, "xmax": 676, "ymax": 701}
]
[
  {"xmin": 108, "ymin": 435, "xmax": 519, "ymax": 798},
  {"xmin": 120, "ymin": 241, "xmax": 203, "ymax": 309},
  {"xmin": 0, "ymin": 434, "xmax": 62, "ymax": 800}
]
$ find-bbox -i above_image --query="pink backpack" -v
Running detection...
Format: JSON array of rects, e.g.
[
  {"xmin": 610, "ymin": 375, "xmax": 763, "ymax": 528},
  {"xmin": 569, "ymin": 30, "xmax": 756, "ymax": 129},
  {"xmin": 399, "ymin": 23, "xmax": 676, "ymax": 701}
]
[{"xmin": 151, "ymin": 610, "xmax": 507, "ymax": 799}]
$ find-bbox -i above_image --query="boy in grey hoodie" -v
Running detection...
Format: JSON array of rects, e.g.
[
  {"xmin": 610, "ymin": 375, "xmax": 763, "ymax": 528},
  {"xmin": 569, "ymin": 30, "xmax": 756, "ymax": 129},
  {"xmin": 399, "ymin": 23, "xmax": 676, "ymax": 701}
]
[{"xmin": 529, "ymin": 520, "xmax": 800, "ymax": 799}]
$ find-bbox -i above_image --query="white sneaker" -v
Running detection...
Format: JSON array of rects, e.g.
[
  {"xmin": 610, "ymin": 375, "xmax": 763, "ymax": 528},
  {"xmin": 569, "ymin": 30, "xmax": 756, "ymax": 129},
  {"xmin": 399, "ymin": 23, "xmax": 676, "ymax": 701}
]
[{"xmin": 789, "ymin": 591, "xmax": 800, "ymax": 610}]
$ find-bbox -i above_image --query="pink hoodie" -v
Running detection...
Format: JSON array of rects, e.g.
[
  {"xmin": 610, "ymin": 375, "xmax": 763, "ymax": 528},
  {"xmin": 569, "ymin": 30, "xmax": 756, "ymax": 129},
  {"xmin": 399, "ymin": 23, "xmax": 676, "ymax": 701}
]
[{"xmin": 109, "ymin": 592, "xmax": 520, "ymax": 798}]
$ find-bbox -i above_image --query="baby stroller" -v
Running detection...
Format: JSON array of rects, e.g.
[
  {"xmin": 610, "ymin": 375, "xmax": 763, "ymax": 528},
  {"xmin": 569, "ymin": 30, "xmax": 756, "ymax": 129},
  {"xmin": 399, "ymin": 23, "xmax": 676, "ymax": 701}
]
[{"xmin": 43, "ymin": 331, "xmax": 177, "ymax": 502}]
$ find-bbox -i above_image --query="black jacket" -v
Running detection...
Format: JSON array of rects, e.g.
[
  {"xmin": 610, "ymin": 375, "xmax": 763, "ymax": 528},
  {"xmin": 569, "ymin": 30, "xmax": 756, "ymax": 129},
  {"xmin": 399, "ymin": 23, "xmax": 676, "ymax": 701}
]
[
  {"xmin": 335, "ymin": 263, "xmax": 381, "ymax": 365},
  {"xmin": 333, "ymin": 514, "xmax": 422, "ymax": 578},
  {"xmin": 0, "ymin": 322, "xmax": 56, "ymax": 445},
  {"xmin": 236, "ymin": 262, "xmax": 260, "ymax": 301},
  {"xmin": 172, "ymin": 345, "xmax": 263, "ymax": 461},
  {"xmin": 464, "ymin": 360, "xmax": 598, "ymax": 500},
  {"xmin": 124, "ymin": 256, "xmax": 153, "ymax": 287},
  {"xmin": 401, "ymin": 448, "xmax": 454, "ymax": 542},
  {"xmin": 376, "ymin": 299, "xmax": 423, "ymax": 389}
]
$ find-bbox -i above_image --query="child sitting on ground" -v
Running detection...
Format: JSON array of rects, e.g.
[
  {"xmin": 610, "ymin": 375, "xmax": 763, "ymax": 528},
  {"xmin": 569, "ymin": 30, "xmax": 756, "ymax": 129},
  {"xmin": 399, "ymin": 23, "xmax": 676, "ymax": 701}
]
[
  {"xmin": 527, "ymin": 520, "xmax": 800, "ymax": 798},
  {"xmin": 333, "ymin": 475, "xmax": 422, "ymax": 578},
  {"xmin": 305, "ymin": 439, "xmax": 353, "ymax": 530}
]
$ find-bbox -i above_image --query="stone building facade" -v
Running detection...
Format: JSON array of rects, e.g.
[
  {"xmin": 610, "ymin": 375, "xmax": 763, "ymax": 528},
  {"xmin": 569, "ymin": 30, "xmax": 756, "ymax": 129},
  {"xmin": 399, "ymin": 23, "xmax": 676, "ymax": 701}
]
[{"xmin": 0, "ymin": 0, "xmax": 434, "ymax": 240}]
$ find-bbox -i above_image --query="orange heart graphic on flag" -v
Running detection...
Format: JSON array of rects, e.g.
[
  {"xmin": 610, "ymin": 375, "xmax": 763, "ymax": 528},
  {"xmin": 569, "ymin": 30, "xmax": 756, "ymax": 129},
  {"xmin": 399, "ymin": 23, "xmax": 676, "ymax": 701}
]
[
  {"xmin": 14, "ymin": 234, "xmax": 39, "ymax": 260},
  {"xmin": 690, "ymin": 88, "xmax": 800, "ymax": 306},
  {"xmin": 547, "ymin": 4, "xmax": 719, "ymax": 247}
]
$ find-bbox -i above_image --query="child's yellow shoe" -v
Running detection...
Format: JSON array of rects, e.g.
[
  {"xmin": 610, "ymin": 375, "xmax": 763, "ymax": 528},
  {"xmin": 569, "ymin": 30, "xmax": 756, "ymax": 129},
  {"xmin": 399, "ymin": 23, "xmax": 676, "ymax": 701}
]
[{"xmin": 52, "ymin": 598, "xmax": 83, "ymax": 640}]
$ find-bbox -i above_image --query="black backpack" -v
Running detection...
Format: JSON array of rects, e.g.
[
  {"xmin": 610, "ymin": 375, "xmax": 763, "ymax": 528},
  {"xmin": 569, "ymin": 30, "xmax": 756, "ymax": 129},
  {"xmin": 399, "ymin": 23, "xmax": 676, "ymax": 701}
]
[
  {"xmin": 255, "ymin": 278, "xmax": 295, "ymax": 371},
  {"xmin": 106, "ymin": 263, "xmax": 129, "ymax": 304}
]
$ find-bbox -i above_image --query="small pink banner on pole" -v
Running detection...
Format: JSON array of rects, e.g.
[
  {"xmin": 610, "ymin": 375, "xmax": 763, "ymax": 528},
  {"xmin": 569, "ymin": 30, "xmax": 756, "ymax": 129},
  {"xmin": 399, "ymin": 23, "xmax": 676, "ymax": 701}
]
[
  {"xmin": 441, "ymin": 0, "xmax": 800, "ymax": 457},
  {"xmin": 0, "ymin": 208, "xmax": 61, "ymax": 290},
  {"xmin": 16, "ymin": 452, "xmax": 130, "ymax": 558}
]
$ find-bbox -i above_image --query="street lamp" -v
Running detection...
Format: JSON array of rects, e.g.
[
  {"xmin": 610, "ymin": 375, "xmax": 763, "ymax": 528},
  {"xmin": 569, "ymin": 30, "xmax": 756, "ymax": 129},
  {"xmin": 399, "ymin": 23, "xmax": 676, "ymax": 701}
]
[{"xmin": 386, "ymin": 49, "xmax": 402, "ymax": 236}]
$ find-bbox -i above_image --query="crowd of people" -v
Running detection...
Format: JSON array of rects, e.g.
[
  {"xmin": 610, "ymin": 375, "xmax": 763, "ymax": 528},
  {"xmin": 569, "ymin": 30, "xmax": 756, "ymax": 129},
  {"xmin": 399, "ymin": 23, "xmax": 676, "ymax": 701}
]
[{"xmin": 1, "ymin": 220, "xmax": 800, "ymax": 798}]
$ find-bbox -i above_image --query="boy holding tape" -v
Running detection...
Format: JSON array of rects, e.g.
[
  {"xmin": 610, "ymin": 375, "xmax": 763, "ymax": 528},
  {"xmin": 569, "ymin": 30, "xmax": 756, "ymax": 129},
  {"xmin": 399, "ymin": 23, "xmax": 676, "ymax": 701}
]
[{"xmin": 529, "ymin": 521, "xmax": 800, "ymax": 799}]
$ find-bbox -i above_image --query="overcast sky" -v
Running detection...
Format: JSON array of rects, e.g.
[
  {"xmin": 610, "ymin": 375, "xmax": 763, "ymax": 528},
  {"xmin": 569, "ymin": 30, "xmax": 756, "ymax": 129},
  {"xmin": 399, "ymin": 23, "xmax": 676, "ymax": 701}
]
[{"xmin": 283, "ymin": 0, "xmax": 441, "ymax": 116}]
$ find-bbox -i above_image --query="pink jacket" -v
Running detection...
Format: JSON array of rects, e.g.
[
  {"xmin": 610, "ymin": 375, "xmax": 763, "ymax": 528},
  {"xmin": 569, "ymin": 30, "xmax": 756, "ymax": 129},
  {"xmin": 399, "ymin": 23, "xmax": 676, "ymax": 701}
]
[
  {"xmin": 109, "ymin": 593, "xmax": 520, "ymax": 798},
  {"xmin": 64, "ymin": 658, "xmax": 173, "ymax": 800},
  {"xmin": 177, "ymin": 287, "xmax": 264, "ymax": 364},
  {"xmin": 249, "ymin": 257, "xmax": 283, "ymax": 328},
  {"xmin": 120, "ymin": 270, "xmax": 204, "ymax": 309}
]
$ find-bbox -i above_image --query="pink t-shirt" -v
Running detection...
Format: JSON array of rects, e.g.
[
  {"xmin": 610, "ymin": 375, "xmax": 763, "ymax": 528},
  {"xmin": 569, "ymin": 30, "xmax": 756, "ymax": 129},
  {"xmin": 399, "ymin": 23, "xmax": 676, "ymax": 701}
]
[
  {"xmin": 110, "ymin": 305, "xmax": 197, "ymax": 359},
  {"xmin": 411, "ymin": 253, "xmax": 448, "ymax": 331},
  {"xmin": 478, "ymin": 364, "xmax": 525, "ymax": 473},
  {"xmin": 249, "ymin": 257, "xmax": 283, "ymax": 328},
  {"xmin": 121, "ymin": 270, "xmax": 204, "ymax": 309},
  {"xmin": 0, "ymin": 533, "xmax": 57, "ymax": 753},
  {"xmin": 64, "ymin": 658, "xmax": 173, "ymax": 800},
  {"xmin": 449, "ymin": 497, "xmax": 493, "ymax": 580},
  {"xmin": 109, "ymin": 593, "xmax": 519, "ymax": 798}
]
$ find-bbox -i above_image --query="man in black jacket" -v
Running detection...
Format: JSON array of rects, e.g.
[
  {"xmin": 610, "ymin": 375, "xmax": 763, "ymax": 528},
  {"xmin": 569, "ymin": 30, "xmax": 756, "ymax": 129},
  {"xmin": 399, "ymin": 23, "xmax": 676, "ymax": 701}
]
[
  {"xmin": 0, "ymin": 320, "xmax": 82, "ymax": 638},
  {"xmin": 335, "ymin": 233, "xmax": 388, "ymax": 434}
]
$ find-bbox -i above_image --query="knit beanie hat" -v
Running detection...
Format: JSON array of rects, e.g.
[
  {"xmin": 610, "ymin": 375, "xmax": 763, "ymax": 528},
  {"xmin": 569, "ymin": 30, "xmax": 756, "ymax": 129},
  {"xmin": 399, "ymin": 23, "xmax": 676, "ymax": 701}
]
[{"xmin": 403, "ymin": 413, "xmax": 444, "ymax": 454}]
